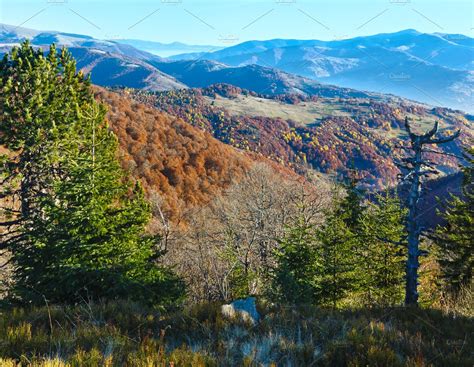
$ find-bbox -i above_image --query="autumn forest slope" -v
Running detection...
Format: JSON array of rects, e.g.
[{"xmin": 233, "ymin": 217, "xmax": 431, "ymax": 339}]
[
  {"xmin": 95, "ymin": 88, "xmax": 254, "ymax": 221},
  {"xmin": 123, "ymin": 84, "xmax": 473, "ymax": 188}
]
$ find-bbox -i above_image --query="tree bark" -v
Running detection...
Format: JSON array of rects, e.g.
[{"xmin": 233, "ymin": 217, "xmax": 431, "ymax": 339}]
[
  {"xmin": 401, "ymin": 118, "xmax": 460, "ymax": 306},
  {"xmin": 405, "ymin": 138, "xmax": 422, "ymax": 305}
]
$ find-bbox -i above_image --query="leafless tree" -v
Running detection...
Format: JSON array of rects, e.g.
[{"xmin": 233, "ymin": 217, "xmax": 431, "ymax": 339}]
[
  {"xmin": 168, "ymin": 163, "xmax": 330, "ymax": 302},
  {"xmin": 399, "ymin": 117, "xmax": 460, "ymax": 306}
]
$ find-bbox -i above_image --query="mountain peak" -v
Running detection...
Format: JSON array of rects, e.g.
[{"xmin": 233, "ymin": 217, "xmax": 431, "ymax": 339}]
[{"xmin": 393, "ymin": 29, "xmax": 421, "ymax": 35}]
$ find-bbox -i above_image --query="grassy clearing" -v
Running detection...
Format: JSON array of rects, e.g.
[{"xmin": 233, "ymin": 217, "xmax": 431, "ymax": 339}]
[
  {"xmin": 0, "ymin": 300, "xmax": 472, "ymax": 366},
  {"xmin": 206, "ymin": 94, "xmax": 456, "ymax": 139},
  {"xmin": 206, "ymin": 95, "xmax": 351, "ymax": 125}
]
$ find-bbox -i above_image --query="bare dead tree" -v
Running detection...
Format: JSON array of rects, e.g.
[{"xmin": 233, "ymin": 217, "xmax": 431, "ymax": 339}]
[
  {"xmin": 169, "ymin": 163, "xmax": 331, "ymax": 302},
  {"xmin": 398, "ymin": 117, "xmax": 460, "ymax": 306}
]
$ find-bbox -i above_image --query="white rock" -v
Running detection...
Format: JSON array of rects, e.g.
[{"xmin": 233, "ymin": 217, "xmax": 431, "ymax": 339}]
[{"xmin": 221, "ymin": 297, "xmax": 260, "ymax": 324}]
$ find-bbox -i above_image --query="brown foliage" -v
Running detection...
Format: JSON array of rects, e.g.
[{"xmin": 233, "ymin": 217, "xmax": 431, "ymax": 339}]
[{"xmin": 95, "ymin": 88, "xmax": 252, "ymax": 221}]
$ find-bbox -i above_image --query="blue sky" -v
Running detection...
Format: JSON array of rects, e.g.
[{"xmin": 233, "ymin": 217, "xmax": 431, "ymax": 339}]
[{"xmin": 1, "ymin": 0, "xmax": 472, "ymax": 45}]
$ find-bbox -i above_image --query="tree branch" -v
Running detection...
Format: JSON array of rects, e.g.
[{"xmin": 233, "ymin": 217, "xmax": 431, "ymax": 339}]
[
  {"xmin": 426, "ymin": 129, "xmax": 461, "ymax": 145},
  {"xmin": 423, "ymin": 120, "xmax": 439, "ymax": 140},
  {"xmin": 422, "ymin": 148, "xmax": 465, "ymax": 160},
  {"xmin": 0, "ymin": 219, "xmax": 22, "ymax": 226}
]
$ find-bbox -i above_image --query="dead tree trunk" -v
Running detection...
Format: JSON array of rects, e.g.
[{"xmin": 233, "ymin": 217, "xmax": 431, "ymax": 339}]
[{"xmin": 400, "ymin": 117, "xmax": 460, "ymax": 306}]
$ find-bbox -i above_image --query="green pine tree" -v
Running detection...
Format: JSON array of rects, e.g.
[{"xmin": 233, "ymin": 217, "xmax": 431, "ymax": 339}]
[
  {"xmin": 357, "ymin": 192, "xmax": 407, "ymax": 306},
  {"xmin": 0, "ymin": 42, "xmax": 183, "ymax": 305},
  {"xmin": 434, "ymin": 147, "xmax": 473, "ymax": 295},
  {"xmin": 312, "ymin": 181, "xmax": 362, "ymax": 307},
  {"xmin": 339, "ymin": 177, "xmax": 365, "ymax": 229},
  {"xmin": 272, "ymin": 217, "xmax": 321, "ymax": 305},
  {"xmin": 272, "ymin": 183, "xmax": 361, "ymax": 307},
  {"xmin": 315, "ymin": 204, "xmax": 356, "ymax": 308}
]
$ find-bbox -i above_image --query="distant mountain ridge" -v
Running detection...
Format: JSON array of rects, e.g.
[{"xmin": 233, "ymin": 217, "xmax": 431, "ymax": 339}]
[
  {"xmin": 171, "ymin": 29, "xmax": 473, "ymax": 71},
  {"xmin": 114, "ymin": 39, "xmax": 222, "ymax": 57},
  {"xmin": 0, "ymin": 23, "xmax": 187, "ymax": 91},
  {"xmin": 1, "ymin": 24, "xmax": 472, "ymax": 112},
  {"xmin": 169, "ymin": 30, "xmax": 474, "ymax": 112},
  {"xmin": 0, "ymin": 24, "xmax": 158, "ymax": 60},
  {"xmin": 0, "ymin": 23, "xmax": 380, "ymax": 100},
  {"xmin": 147, "ymin": 59, "xmax": 375, "ymax": 99}
]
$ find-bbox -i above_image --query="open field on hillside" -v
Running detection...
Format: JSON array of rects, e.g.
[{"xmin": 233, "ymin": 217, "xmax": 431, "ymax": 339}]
[
  {"xmin": 206, "ymin": 94, "xmax": 459, "ymax": 138},
  {"xmin": 206, "ymin": 95, "xmax": 352, "ymax": 125}
]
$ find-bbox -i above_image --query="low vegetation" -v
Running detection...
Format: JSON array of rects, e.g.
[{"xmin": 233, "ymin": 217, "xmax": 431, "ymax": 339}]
[{"xmin": 0, "ymin": 300, "xmax": 472, "ymax": 366}]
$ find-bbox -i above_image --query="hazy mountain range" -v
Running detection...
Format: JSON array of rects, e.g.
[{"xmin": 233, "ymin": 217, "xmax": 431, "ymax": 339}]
[
  {"xmin": 114, "ymin": 39, "xmax": 221, "ymax": 58},
  {"xmin": 1, "ymin": 24, "xmax": 472, "ymax": 112},
  {"xmin": 0, "ymin": 24, "xmax": 187, "ymax": 91},
  {"xmin": 170, "ymin": 30, "xmax": 474, "ymax": 112}
]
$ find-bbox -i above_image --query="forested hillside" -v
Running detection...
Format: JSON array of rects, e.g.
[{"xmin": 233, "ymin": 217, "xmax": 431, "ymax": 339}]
[
  {"xmin": 95, "ymin": 88, "xmax": 253, "ymax": 221},
  {"xmin": 123, "ymin": 84, "xmax": 472, "ymax": 188}
]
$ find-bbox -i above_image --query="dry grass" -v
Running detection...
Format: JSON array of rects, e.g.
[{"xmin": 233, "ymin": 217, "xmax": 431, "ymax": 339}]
[
  {"xmin": 206, "ymin": 95, "xmax": 351, "ymax": 126},
  {"xmin": 0, "ymin": 299, "xmax": 472, "ymax": 366}
]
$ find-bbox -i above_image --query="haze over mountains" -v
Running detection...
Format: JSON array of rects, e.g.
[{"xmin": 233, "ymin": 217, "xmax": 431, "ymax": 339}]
[
  {"xmin": 115, "ymin": 39, "xmax": 222, "ymax": 58},
  {"xmin": 171, "ymin": 30, "xmax": 474, "ymax": 112},
  {"xmin": 1, "ymin": 24, "xmax": 472, "ymax": 112}
]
